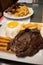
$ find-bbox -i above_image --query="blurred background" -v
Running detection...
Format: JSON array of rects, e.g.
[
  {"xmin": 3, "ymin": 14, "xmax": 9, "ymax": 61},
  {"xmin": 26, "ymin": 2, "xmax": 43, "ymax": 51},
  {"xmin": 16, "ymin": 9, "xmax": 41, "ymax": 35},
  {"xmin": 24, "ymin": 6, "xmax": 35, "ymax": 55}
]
[{"xmin": 0, "ymin": 0, "xmax": 43, "ymax": 18}]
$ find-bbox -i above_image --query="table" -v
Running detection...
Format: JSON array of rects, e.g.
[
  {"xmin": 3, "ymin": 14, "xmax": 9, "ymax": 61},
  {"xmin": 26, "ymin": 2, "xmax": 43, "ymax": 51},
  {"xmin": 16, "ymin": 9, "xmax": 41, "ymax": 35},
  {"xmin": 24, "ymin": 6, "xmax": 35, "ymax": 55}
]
[
  {"xmin": 0, "ymin": 3, "xmax": 43, "ymax": 65},
  {"xmin": 27, "ymin": 3, "xmax": 43, "ymax": 22}
]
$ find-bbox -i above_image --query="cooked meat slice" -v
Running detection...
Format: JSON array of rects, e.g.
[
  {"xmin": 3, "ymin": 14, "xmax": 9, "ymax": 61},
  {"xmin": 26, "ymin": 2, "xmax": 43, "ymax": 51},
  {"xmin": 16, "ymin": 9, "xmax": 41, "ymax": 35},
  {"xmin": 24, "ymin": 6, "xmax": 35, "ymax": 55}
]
[
  {"xmin": 11, "ymin": 29, "xmax": 32, "ymax": 52},
  {"xmin": 7, "ymin": 28, "xmax": 43, "ymax": 57}
]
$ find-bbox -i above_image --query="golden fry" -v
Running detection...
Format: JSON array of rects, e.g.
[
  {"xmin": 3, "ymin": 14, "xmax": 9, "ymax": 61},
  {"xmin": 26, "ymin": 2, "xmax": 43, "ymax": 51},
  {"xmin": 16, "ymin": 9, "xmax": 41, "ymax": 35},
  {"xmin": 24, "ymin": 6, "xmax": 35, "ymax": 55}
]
[
  {"xmin": 0, "ymin": 42, "xmax": 7, "ymax": 47},
  {"xmin": 13, "ymin": 6, "xmax": 30, "ymax": 17},
  {"xmin": 0, "ymin": 46, "xmax": 14, "ymax": 53},
  {"xmin": 20, "ymin": 23, "xmax": 42, "ymax": 31},
  {"xmin": 0, "ymin": 36, "xmax": 11, "ymax": 41},
  {"xmin": 0, "ymin": 36, "xmax": 11, "ymax": 43},
  {"xmin": 0, "ymin": 40, "xmax": 10, "ymax": 43},
  {"xmin": 0, "ymin": 46, "xmax": 7, "ymax": 51}
]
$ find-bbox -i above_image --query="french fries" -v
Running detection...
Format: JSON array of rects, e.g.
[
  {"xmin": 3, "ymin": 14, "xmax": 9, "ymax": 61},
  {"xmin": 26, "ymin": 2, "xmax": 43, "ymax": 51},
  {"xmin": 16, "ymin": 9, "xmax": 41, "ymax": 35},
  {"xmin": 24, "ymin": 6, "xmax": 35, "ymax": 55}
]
[
  {"xmin": 0, "ymin": 36, "xmax": 12, "ymax": 53},
  {"xmin": 0, "ymin": 36, "xmax": 11, "ymax": 41},
  {"xmin": 0, "ymin": 40, "xmax": 10, "ymax": 43},
  {"xmin": 13, "ymin": 6, "xmax": 29, "ymax": 17},
  {"xmin": 0, "ymin": 46, "xmax": 7, "ymax": 51},
  {"xmin": 0, "ymin": 46, "xmax": 12, "ymax": 53},
  {"xmin": 0, "ymin": 42, "xmax": 7, "ymax": 47},
  {"xmin": 20, "ymin": 23, "xmax": 42, "ymax": 31}
]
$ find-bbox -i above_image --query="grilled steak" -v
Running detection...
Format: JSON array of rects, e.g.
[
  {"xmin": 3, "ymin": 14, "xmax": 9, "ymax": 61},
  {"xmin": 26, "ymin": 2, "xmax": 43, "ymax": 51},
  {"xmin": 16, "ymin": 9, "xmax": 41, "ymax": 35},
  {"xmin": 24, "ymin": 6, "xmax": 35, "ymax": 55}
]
[{"xmin": 7, "ymin": 28, "xmax": 43, "ymax": 57}]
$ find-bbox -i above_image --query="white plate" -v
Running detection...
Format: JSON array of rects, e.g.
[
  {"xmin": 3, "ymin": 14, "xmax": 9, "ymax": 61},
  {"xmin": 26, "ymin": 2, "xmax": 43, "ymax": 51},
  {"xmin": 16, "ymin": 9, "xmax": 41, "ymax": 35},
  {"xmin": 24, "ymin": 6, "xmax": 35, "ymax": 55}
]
[
  {"xmin": 3, "ymin": 7, "xmax": 34, "ymax": 19},
  {"xmin": 0, "ymin": 22, "xmax": 43, "ymax": 64}
]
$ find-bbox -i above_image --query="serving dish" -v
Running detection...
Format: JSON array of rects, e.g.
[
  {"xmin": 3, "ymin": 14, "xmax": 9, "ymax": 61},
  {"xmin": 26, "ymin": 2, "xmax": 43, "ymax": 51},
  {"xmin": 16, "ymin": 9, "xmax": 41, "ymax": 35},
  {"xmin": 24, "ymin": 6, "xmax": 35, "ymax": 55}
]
[
  {"xmin": 0, "ymin": 21, "xmax": 43, "ymax": 64},
  {"xmin": 3, "ymin": 7, "xmax": 34, "ymax": 20}
]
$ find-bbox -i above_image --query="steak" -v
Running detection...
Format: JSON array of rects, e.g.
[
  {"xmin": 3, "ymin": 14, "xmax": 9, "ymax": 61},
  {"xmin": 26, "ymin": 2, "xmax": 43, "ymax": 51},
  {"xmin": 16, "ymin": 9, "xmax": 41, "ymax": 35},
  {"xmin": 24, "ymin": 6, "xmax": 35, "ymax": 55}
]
[{"xmin": 7, "ymin": 28, "xmax": 43, "ymax": 57}]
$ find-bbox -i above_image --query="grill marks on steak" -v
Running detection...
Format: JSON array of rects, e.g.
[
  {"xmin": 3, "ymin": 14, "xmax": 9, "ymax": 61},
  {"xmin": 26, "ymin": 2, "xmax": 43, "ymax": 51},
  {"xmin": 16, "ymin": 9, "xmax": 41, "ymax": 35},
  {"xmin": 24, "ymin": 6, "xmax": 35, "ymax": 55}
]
[{"xmin": 7, "ymin": 28, "xmax": 43, "ymax": 57}]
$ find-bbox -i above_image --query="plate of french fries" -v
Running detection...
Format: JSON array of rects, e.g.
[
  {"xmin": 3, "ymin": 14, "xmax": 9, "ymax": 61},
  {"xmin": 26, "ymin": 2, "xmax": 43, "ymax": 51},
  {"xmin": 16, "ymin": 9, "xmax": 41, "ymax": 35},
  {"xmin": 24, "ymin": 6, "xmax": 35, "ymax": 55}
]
[
  {"xmin": 0, "ymin": 22, "xmax": 43, "ymax": 64},
  {"xmin": 3, "ymin": 6, "xmax": 34, "ymax": 19}
]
